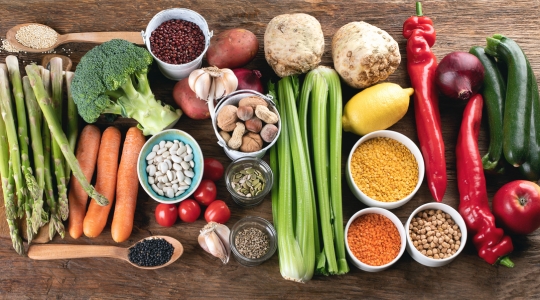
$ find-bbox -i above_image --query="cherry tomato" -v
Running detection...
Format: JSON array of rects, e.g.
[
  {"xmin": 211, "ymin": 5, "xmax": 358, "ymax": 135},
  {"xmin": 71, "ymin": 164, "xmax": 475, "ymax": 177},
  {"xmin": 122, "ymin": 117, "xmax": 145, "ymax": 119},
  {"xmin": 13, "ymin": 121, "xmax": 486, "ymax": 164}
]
[
  {"xmin": 204, "ymin": 200, "xmax": 231, "ymax": 223},
  {"xmin": 155, "ymin": 203, "xmax": 178, "ymax": 227},
  {"xmin": 178, "ymin": 199, "xmax": 201, "ymax": 223},
  {"xmin": 193, "ymin": 179, "xmax": 217, "ymax": 206},
  {"xmin": 203, "ymin": 158, "xmax": 224, "ymax": 181}
]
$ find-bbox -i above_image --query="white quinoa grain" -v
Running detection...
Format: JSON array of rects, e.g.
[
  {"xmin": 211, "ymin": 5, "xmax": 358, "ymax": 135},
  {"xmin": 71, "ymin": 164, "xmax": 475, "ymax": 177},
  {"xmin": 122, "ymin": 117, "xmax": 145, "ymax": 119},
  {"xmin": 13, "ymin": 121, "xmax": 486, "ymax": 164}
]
[{"xmin": 15, "ymin": 24, "xmax": 58, "ymax": 49}]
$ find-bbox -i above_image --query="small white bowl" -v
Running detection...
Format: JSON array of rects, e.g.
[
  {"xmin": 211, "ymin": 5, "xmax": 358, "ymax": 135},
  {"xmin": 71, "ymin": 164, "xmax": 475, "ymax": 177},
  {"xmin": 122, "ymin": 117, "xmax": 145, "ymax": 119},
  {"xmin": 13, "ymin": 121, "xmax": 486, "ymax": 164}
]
[
  {"xmin": 405, "ymin": 202, "xmax": 468, "ymax": 267},
  {"xmin": 344, "ymin": 207, "xmax": 406, "ymax": 272},
  {"xmin": 346, "ymin": 130, "xmax": 425, "ymax": 209},
  {"xmin": 137, "ymin": 129, "xmax": 204, "ymax": 204}
]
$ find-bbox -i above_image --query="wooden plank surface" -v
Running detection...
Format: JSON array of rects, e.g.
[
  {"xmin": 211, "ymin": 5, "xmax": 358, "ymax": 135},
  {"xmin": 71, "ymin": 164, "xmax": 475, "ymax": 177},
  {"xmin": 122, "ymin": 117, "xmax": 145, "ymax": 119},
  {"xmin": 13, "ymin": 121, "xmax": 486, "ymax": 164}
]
[{"xmin": 0, "ymin": 0, "xmax": 539, "ymax": 298}]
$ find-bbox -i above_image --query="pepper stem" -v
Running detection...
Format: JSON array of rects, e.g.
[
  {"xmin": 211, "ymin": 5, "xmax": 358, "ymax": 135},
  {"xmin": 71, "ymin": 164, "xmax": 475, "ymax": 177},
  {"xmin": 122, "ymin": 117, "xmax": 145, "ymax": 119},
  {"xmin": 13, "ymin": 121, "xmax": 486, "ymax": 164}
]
[
  {"xmin": 416, "ymin": 2, "xmax": 423, "ymax": 17},
  {"xmin": 498, "ymin": 256, "xmax": 515, "ymax": 268}
]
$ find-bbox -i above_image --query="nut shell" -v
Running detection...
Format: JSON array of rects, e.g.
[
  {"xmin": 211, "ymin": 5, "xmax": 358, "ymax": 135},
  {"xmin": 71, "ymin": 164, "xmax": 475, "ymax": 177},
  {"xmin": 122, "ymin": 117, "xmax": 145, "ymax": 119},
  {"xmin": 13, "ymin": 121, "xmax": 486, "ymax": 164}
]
[
  {"xmin": 240, "ymin": 132, "xmax": 263, "ymax": 152},
  {"xmin": 260, "ymin": 124, "xmax": 279, "ymax": 143},
  {"xmin": 238, "ymin": 96, "xmax": 268, "ymax": 110},
  {"xmin": 245, "ymin": 117, "xmax": 263, "ymax": 133},
  {"xmin": 217, "ymin": 105, "xmax": 239, "ymax": 131},
  {"xmin": 237, "ymin": 105, "xmax": 254, "ymax": 121}
]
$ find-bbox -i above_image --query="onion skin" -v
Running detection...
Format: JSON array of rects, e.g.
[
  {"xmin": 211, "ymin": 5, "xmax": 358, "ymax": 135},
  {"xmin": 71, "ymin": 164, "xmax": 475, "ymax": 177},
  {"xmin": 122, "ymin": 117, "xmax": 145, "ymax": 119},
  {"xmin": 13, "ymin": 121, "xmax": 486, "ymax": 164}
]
[
  {"xmin": 435, "ymin": 52, "xmax": 485, "ymax": 101},
  {"xmin": 232, "ymin": 68, "xmax": 264, "ymax": 93}
]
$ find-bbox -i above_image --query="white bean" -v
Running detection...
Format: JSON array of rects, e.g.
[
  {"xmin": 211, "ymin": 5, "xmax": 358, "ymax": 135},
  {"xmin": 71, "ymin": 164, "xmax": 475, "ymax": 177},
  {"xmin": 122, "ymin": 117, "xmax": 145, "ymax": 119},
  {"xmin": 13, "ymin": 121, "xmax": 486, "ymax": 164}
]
[
  {"xmin": 165, "ymin": 182, "xmax": 172, "ymax": 187},
  {"xmin": 181, "ymin": 161, "xmax": 190, "ymax": 170},
  {"xmin": 160, "ymin": 176, "xmax": 168, "ymax": 183},
  {"xmin": 178, "ymin": 185, "xmax": 189, "ymax": 190},
  {"xmin": 165, "ymin": 141, "xmax": 174, "ymax": 148},
  {"xmin": 155, "ymin": 156, "xmax": 164, "ymax": 163},
  {"xmin": 176, "ymin": 170, "xmax": 185, "ymax": 182},
  {"xmin": 189, "ymin": 160, "xmax": 194, "ymax": 168},
  {"xmin": 165, "ymin": 159, "xmax": 172, "ymax": 170},
  {"xmin": 171, "ymin": 179, "xmax": 179, "ymax": 184},
  {"xmin": 175, "ymin": 190, "xmax": 183, "ymax": 197},
  {"xmin": 179, "ymin": 141, "xmax": 185, "ymax": 147},
  {"xmin": 159, "ymin": 141, "xmax": 166, "ymax": 149},
  {"xmin": 184, "ymin": 177, "xmax": 192, "ymax": 185},
  {"xmin": 166, "ymin": 170, "xmax": 174, "ymax": 181},
  {"xmin": 171, "ymin": 183, "xmax": 179, "ymax": 191},
  {"xmin": 177, "ymin": 145, "xmax": 186, "ymax": 155},
  {"xmin": 173, "ymin": 163, "xmax": 182, "ymax": 171},
  {"xmin": 179, "ymin": 181, "xmax": 188, "ymax": 186},
  {"xmin": 159, "ymin": 162, "xmax": 169, "ymax": 173},
  {"xmin": 184, "ymin": 154, "xmax": 193, "ymax": 161},
  {"xmin": 148, "ymin": 176, "xmax": 155, "ymax": 185},
  {"xmin": 151, "ymin": 184, "xmax": 162, "ymax": 194},
  {"xmin": 174, "ymin": 140, "xmax": 180, "ymax": 144},
  {"xmin": 171, "ymin": 155, "xmax": 182, "ymax": 163},
  {"xmin": 155, "ymin": 171, "xmax": 163, "ymax": 177},
  {"xmin": 156, "ymin": 182, "xmax": 164, "ymax": 189},
  {"xmin": 147, "ymin": 165, "xmax": 156, "ymax": 176},
  {"xmin": 162, "ymin": 151, "xmax": 170, "ymax": 158},
  {"xmin": 169, "ymin": 143, "xmax": 179, "ymax": 152},
  {"xmin": 146, "ymin": 151, "xmax": 156, "ymax": 160},
  {"xmin": 157, "ymin": 147, "xmax": 167, "ymax": 155},
  {"xmin": 186, "ymin": 144, "xmax": 193, "ymax": 154},
  {"xmin": 152, "ymin": 145, "xmax": 160, "ymax": 152},
  {"xmin": 184, "ymin": 169, "xmax": 194, "ymax": 178}
]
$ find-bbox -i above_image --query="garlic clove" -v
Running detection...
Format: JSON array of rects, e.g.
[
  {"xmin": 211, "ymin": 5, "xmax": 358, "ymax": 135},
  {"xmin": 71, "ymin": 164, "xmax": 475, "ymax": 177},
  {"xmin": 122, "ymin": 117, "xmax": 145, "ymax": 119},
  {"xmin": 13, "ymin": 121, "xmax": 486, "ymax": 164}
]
[
  {"xmin": 222, "ymin": 68, "xmax": 238, "ymax": 96},
  {"xmin": 213, "ymin": 76, "xmax": 226, "ymax": 99},
  {"xmin": 198, "ymin": 222, "xmax": 231, "ymax": 264},
  {"xmin": 188, "ymin": 69, "xmax": 206, "ymax": 92},
  {"xmin": 194, "ymin": 72, "xmax": 211, "ymax": 101},
  {"xmin": 207, "ymin": 76, "xmax": 217, "ymax": 102}
]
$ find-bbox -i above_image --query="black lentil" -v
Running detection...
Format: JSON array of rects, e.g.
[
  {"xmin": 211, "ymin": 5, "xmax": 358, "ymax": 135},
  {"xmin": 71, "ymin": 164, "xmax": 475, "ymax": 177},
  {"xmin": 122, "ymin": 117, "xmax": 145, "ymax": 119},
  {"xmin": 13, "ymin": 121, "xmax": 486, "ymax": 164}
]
[
  {"xmin": 128, "ymin": 238, "xmax": 174, "ymax": 267},
  {"xmin": 234, "ymin": 227, "xmax": 269, "ymax": 259},
  {"xmin": 149, "ymin": 19, "xmax": 205, "ymax": 65}
]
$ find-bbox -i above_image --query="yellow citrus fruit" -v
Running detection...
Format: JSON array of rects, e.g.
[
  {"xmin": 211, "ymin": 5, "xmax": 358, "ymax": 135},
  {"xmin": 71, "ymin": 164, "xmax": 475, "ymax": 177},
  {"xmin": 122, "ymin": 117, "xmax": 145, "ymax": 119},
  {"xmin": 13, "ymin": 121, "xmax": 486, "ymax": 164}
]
[{"xmin": 342, "ymin": 82, "xmax": 414, "ymax": 136}]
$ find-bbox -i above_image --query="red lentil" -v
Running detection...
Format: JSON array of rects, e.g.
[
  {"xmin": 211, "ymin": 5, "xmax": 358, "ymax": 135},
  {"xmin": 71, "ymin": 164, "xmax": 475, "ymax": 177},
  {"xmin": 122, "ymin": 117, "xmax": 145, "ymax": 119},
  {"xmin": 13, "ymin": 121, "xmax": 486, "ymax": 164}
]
[
  {"xmin": 350, "ymin": 137, "xmax": 418, "ymax": 202},
  {"xmin": 347, "ymin": 213, "xmax": 401, "ymax": 266},
  {"xmin": 150, "ymin": 19, "xmax": 205, "ymax": 65}
]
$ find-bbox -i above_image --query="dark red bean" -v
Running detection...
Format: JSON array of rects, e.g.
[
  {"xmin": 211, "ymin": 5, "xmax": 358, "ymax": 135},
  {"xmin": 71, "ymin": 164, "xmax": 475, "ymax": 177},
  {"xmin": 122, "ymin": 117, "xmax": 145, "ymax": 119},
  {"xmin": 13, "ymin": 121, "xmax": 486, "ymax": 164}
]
[{"xmin": 150, "ymin": 19, "xmax": 205, "ymax": 65}]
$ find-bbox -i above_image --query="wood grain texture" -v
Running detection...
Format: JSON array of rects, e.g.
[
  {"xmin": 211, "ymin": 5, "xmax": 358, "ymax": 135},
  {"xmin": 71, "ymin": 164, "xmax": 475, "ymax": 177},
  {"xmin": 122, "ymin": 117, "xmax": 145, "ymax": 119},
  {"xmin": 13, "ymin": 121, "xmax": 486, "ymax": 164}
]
[{"xmin": 0, "ymin": 0, "xmax": 539, "ymax": 298}]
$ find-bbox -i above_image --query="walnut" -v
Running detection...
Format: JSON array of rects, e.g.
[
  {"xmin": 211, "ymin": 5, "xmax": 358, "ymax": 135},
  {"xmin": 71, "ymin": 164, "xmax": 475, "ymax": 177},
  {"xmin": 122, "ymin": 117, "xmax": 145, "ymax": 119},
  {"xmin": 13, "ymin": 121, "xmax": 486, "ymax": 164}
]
[
  {"xmin": 238, "ymin": 96, "xmax": 268, "ymax": 110},
  {"xmin": 240, "ymin": 132, "xmax": 263, "ymax": 152},
  {"xmin": 245, "ymin": 116, "xmax": 263, "ymax": 133},
  {"xmin": 237, "ymin": 105, "xmax": 254, "ymax": 121},
  {"xmin": 217, "ymin": 105, "xmax": 239, "ymax": 131},
  {"xmin": 260, "ymin": 124, "xmax": 279, "ymax": 143}
]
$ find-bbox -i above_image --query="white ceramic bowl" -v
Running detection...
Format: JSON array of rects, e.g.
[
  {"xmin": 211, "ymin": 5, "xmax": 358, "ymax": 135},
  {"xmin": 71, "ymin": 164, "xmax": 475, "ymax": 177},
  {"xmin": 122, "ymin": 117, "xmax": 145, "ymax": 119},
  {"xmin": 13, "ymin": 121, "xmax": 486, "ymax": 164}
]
[
  {"xmin": 137, "ymin": 129, "xmax": 204, "ymax": 204},
  {"xmin": 346, "ymin": 130, "xmax": 425, "ymax": 209},
  {"xmin": 344, "ymin": 207, "xmax": 406, "ymax": 272},
  {"xmin": 405, "ymin": 202, "xmax": 468, "ymax": 267}
]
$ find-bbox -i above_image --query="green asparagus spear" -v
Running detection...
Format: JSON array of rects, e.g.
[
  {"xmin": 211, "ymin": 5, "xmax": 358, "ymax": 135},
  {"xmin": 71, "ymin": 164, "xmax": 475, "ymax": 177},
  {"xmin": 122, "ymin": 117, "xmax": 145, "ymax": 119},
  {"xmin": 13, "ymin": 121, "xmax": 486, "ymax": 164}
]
[
  {"xmin": 65, "ymin": 71, "xmax": 77, "ymax": 177},
  {"xmin": 0, "ymin": 66, "xmax": 33, "ymax": 243},
  {"xmin": 25, "ymin": 64, "xmax": 109, "ymax": 206},
  {"xmin": 0, "ymin": 97, "xmax": 24, "ymax": 255},
  {"xmin": 49, "ymin": 58, "xmax": 69, "ymax": 220}
]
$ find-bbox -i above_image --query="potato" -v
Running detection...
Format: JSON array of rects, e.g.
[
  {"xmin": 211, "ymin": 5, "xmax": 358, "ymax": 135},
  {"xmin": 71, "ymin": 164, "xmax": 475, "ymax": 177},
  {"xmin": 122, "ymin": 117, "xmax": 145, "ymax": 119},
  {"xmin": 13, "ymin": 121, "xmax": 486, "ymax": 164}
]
[
  {"xmin": 206, "ymin": 28, "xmax": 259, "ymax": 69},
  {"xmin": 332, "ymin": 22, "xmax": 400, "ymax": 89},
  {"xmin": 264, "ymin": 13, "xmax": 324, "ymax": 78},
  {"xmin": 172, "ymin": 78, "xmax": 211, "ymax": 120}
]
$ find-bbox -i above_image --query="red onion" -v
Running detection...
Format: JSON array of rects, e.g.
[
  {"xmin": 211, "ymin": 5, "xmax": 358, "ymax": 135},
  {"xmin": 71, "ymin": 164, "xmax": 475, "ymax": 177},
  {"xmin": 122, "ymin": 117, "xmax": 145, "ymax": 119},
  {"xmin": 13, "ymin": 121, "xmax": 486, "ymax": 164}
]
[
  {"xmin": 232, "ymin": 68, "xmax": 264, "ymax": 93},
  {"xmin": 435, "ymin": 52, "xmax": 485, "ymax": 101}
]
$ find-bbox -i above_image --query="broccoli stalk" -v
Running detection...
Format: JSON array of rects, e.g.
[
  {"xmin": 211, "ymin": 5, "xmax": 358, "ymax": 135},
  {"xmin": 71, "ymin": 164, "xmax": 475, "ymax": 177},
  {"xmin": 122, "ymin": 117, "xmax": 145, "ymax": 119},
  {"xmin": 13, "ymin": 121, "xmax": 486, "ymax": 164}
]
[
  {"xmin": 71, "ymin": 39, "xmax": 182, "ymax": 136},
  {"xmin": 25, "ymin": 64, "xmax": 109, "ymax": 207}
]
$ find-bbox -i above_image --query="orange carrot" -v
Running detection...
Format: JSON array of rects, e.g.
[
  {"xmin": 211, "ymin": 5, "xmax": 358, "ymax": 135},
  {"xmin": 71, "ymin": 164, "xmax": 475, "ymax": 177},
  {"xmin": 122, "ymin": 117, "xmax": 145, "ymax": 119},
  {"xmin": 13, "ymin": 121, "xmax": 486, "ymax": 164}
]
[
  {"xmin": 83, "ymin": 126, "xmax": 121, "ymax": 238},
  {"xmin": 111, "ymin": 127, "xmax": 146, "ymax": 242},
  {"xmin": 68, "ymin": 125, "xmax": 101, "ymax": 239}
]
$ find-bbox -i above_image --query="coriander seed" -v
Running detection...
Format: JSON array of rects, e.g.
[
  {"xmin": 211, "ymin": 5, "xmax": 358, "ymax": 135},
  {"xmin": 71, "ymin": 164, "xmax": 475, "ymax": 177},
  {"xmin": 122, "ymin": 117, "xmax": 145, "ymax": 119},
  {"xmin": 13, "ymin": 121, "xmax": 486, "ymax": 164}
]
[{"xmin": 234, "ymin": 227, "xmax": 269, "ymax": 259}]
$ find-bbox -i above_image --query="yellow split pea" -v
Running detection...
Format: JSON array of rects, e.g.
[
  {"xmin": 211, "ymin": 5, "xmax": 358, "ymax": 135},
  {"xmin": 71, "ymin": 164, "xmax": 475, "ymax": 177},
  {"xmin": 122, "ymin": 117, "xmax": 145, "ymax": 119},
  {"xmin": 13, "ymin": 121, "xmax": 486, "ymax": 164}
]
[{"xmin": 350, "ymin": 137, "xmax": 418, "ymax": 202}]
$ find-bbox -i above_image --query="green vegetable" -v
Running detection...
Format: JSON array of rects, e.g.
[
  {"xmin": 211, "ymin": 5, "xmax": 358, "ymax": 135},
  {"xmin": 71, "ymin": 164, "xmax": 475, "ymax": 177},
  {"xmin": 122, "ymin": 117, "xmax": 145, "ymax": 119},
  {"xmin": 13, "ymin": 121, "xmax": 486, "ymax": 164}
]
[
  {"xmin": 70, "ymin": 39, "xmax": 182, "ymax": 136},
  {"xmin": 25, "ymin": 64, "xmax": 109, "ymax": 206},
  {"xmin": 469, "ymin": 46, "xmax": 506, "ymax": 173},
  {"xmin": 519, "ymin": 57, "xmax": 540, "ymax": 180},
  {"xmin": 485, "ymin": 34, "xmax": 530, "ymax": 167},
  {"xmin": 273, "ymin": 76, "xmax": 316, "ymax": 283},
  {"xmin": 65, "ymin": 71, "xmax": 77, "ymax": 177}
]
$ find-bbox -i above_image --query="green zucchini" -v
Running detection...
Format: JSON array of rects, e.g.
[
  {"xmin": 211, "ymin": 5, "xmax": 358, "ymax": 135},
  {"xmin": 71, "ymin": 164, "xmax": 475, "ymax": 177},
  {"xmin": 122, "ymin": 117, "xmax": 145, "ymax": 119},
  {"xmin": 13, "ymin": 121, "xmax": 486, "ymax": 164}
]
[
  {"xmin": 469, "ymin": 46, "xmax": 506, "ymax": 173},
  {"xmin": 519, "ymin": 57, "xmax": 540, "ymax": 180},
  {"xmin": 485, "ymin": 34, "xmax": 531, "ymax": 167}
]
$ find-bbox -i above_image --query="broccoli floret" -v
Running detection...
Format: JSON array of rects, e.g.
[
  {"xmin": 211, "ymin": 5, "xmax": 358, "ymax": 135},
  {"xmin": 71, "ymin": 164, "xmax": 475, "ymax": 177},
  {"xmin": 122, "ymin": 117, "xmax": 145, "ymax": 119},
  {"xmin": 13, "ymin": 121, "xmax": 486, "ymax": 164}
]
[{"xmin": 71, "ymin": 39, "xmax": 182, "ymax": 135}]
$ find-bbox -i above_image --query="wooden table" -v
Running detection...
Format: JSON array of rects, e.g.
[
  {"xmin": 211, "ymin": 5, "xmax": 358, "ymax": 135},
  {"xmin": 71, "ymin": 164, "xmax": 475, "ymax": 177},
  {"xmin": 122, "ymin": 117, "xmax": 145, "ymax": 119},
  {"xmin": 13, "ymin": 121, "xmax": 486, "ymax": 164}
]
[{"xmin": 0, "ymin": 0, "xmax": 538, "ymax": 298}]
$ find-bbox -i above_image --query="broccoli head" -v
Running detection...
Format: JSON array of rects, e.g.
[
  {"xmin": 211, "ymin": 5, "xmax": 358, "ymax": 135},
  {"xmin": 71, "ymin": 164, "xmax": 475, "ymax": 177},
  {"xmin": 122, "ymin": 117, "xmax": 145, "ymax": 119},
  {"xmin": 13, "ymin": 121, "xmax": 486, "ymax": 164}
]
[{"xmin": 71, "ymin": 39, "xmax": 182, "ymax": 135}]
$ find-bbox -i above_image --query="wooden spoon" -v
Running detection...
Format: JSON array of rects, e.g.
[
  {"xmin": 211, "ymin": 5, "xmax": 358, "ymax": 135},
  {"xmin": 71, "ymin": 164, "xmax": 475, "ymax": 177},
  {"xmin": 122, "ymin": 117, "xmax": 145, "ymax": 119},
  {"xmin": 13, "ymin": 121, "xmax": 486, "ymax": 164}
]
[
  {"xmin": 27, "ymin": 236, "xmax": 183, "ymax": 270},
  {"xmin": 6, "ymin": 23, "xmax": 144, "ymax": 53}
]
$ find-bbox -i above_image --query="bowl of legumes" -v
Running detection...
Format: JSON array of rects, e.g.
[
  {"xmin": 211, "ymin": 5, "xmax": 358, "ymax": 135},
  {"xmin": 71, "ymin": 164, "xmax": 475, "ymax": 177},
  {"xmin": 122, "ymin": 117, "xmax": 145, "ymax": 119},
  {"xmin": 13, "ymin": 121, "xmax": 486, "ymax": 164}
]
[
  {"xmin": 346, "ymin": 130, "xmax": 425, "ymax": 210},
  {"xmin": 405, "ymin": 202, "xmax": 467, "ymax": 267},
  {"xmin": 345, "ymin": 207, "xmax": 406, "ymax": 272},
  {"xmin": 138, "ymin": 129, "xmax": 203, "ymax": 203}
]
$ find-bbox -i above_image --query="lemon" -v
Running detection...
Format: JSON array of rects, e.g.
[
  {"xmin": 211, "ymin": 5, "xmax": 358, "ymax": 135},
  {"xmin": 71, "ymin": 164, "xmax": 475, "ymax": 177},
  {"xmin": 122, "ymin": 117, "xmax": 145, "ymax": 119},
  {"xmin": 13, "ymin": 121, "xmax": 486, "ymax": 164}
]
[{"xmin": 342, "ymin": 82, "xmax": 414, "ymax": 136}]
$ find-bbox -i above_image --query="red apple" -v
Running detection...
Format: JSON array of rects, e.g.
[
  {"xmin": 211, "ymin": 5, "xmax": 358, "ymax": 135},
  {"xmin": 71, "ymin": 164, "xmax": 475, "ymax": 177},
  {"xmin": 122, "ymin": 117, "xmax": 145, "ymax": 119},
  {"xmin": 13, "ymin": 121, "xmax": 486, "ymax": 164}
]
[{"xmin": 492, "ymin": 180, "xmax": 540, "ymax": 235}]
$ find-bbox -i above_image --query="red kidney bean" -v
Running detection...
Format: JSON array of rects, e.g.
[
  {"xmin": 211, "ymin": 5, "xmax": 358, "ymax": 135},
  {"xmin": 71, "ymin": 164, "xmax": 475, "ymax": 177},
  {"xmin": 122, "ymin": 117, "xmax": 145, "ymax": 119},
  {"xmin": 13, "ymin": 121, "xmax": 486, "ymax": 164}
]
[{"xmin": 150, "ymin": 19, "xmax": 205, "ymax": 65}]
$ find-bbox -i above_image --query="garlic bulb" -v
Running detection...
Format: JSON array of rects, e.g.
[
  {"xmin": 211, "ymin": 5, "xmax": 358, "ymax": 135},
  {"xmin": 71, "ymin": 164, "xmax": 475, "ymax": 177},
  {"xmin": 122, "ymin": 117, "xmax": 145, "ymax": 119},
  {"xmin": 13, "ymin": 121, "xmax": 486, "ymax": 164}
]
[
  {"xmin": 198, "ymin": 222, "xmax": 231, "ymax": 264},
  {"xmin": 188, "ymin": 66, "xmax": 238, "ymax": 102}
]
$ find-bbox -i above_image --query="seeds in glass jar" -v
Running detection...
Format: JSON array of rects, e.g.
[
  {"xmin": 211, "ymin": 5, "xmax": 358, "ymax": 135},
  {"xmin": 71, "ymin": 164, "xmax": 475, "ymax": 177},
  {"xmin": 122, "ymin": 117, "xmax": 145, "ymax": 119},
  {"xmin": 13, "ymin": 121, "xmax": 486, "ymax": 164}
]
[
  {"xmin": 408, "ymin": 209, "xmax": 462, "ymax": 259},
  {"xmin": 149, "ymin": 19, "xmax": 205, "ymax": 65},
  {"xmin": 231, "ymin": 167, "xmax": 265, "ymax": 197},
  {"xmin": 15, "ymin": 24, "xmax": 58, "ymax": 49},
  {"xmin": 234, "ymin": 227, "xmax": 269, "ymax": 259}
]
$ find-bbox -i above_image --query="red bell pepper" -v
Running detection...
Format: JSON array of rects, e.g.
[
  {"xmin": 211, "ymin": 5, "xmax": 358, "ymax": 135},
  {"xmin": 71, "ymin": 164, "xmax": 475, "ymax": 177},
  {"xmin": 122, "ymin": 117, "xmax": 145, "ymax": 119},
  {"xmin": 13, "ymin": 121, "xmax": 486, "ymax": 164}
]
[
  {"xmin": 403, "ymin": 2, "xmax": 447, "ymax": 202},
  {"xmin": 456, "ymin": 94, "xmax": 514, "ymax": 267}
]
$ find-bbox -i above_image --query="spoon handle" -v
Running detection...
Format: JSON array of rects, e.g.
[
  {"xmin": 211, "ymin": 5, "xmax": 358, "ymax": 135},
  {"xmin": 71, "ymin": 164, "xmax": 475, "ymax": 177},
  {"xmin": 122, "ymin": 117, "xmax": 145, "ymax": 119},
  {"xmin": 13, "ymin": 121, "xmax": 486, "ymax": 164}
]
[
  {"xmin": 61, "ymin": 32, "xmax": 144, "ymax": 45},
  {"xmin": 28, "ymin": 244, "xmax": 128, "ymax": 260}
]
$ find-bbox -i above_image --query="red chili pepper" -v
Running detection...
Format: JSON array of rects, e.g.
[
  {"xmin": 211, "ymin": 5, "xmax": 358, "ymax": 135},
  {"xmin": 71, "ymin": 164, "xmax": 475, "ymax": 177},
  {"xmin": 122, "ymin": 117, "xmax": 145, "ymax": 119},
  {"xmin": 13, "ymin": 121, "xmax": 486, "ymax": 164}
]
[
  {"xmin": 403, "ymin": 2, "xmax": 447, "ymax": 202},
  {"xmin": 456, "ymin": 94, "xmax": 514, "ymax": 267}
]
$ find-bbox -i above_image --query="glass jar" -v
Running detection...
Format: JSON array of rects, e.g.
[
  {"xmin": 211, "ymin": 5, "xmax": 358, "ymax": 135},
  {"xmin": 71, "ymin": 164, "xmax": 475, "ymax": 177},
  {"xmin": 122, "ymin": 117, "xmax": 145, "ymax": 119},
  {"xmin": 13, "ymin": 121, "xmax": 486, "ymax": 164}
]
[
  {"xmin": 225, "ymin": 156, "xmax": 273, "ymax": 207},
  {"xmin": 229, "ymin": 216, "xmax": 277, "ymax": 267}
]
